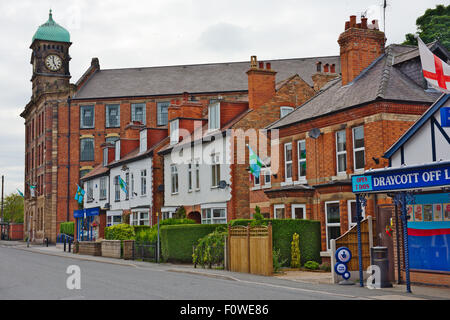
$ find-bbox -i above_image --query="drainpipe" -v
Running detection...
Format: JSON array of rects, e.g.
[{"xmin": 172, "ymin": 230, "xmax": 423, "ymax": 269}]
[{"xmin": 67, "ymin": 96, "xmax": 71, "ymax": 222}]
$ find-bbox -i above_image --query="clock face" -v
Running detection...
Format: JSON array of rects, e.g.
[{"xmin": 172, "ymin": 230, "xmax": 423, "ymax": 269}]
[{"xmin": 45, "ymin": 54, "xmax": 62, "ymax": 71}]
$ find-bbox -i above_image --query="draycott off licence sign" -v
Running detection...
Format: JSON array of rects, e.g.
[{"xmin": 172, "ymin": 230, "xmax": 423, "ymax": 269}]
[{"xmin": 352, "ymin": 164, "xmax": 450, "ymax": 193}]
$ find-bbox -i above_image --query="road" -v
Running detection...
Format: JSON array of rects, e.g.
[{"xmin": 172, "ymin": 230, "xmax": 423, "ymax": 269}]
[{"xmin": 0, "ymin": 245, "xmax": 439, "ymax": 301}]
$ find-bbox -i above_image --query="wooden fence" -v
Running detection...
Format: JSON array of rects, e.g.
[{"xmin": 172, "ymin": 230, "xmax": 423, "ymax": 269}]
[
  {"xmin": 227, "ymin": 224, "xmax": 273, "ymax": 276},
  {"xmin": 334, "ymin": 216, "xmax": 376, "ymax": 273}
]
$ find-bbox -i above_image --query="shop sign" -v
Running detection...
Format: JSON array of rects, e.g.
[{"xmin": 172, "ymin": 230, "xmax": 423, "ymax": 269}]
[{"xmin": 352, "ymin": 165, "xmax": 450, "ymax": 193}]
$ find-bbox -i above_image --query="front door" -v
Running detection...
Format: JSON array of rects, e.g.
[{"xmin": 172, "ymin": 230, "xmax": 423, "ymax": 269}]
[{"xmin": 376, "ymin": 204, "xmax": 395, "ymax": 282}]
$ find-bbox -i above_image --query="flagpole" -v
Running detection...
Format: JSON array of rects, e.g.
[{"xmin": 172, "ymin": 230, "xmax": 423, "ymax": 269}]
[{"xmin": 1, "ymin": 175, "xmax": 4, "ymax": 223}]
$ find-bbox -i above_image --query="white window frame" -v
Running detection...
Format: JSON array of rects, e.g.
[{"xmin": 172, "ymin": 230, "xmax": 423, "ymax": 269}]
[
  {"xmin": 131, "ymin": 173, "xmax": 135, "ymax": 198},
  {"xmin": 254, "ymin": 173, "xmax": 260, "ymax": 187},
  {"xmin": 103, "ymin": 148, "xmax": 108, "ymax": 166},
  {"xmin": 352, "ymin": 126, "xmax": 365, "ymax": 172},
  {"xmin": 291, "ymin": 204, "xmax": 306, "ymax": 219},
  {"xmin": 274, "ymin": 204, "xmax": 285, "ymax": 219},
  {"xmin": 195, "ymin": 159, "xmax": 200, "ymax": 191},
  {"xmin": 140, "ymin": 169, "xmax": 147, "ymax": 196},
  {"xmin": 347, "ymin": 200, "xmax": 366, "ymax": 229},
  {"xmin": 325, "ymin": 201, "xmax": 341, "ymax": 250},
  {"xmin": 211, "ymin": 153, "xmax": 221, "ymax": 188},
  {"xmin": 170, "ymin": 119, "xmax": 179, "ymax": 145},
  {"xmin": 99, "ymin": 176, "xmax": 107, "ymax": 200},
  {"xmin": 140, "ymin": 130, "xmax": 147, "ymax": 153},
  {"xmin": 86, "ymin": 180, "xmax": 94, "ymax": 203},
  {"xmin": 336, "ymin": 130, "xmax": 347, "ymax": 175},
  {"xmin": 261, "ymin": 168, "xmax": 271, "ymax": 188},
  {"xmin": 130, "ymin": 211, "xmax": 150, "ymax": 226},
  {"xmin": 297, "ymin": 139, "xmax": 306, "ymax": 181},
  {"xmin": 171, "ymin": 165, "xmax": 179, "ymax": 194},
  {"xmin": 284, "ymin": 143, "xmax": 293, "ymax": 182},
  {"xmin": 201, "ymin": 207, "xmax": 227, "ymax": 224},
  {"xmin": 280, "ymin": 106, "xmax": 294, "ymax": 118},
  {"xmin": 208, "ymin": 102, "xmax": 220, "ymax": 131},
  {"xmin": 115, "ymin": 140, "xmax": 121, "ymax": 161},
  {"xmin": 114, "ymin": 176, "xmax": 120, "ymax": 202},
  {"xmin": 131, "ymin": 103, "xmax": 146, "ymax": 125},
  {"xmin": 188, "ymin": 162, "xmax": 193, "ymax": 192}
]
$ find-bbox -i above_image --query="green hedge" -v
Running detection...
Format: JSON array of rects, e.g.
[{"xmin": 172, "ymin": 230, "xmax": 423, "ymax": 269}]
[
  {"xmin": 134, "ymin": 218, "xmax": 196, "ymax": 242},
  {"xmin": 229, "ymin": 219, "xmax": 321, "ymax": 266},
  {"xmin": 60, "ymin": 222, "xmax": 74, "ymax": 236},
  {"xmin": 160, "ymin": 224, "xmax": 223, "ymax": 263},
  {"xmin": 105, "ymin": 223, "xmax": 135, "ymax": 240}
]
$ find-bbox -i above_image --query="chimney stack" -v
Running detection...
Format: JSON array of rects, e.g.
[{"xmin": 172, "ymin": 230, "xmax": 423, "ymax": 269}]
[
  {"xmin": 338, "ymin": 15, "xmax": 386, "ymax": 85},
  {"xmin": 247, "ymin": 56, "xmax": 277, "ymax": 109}
]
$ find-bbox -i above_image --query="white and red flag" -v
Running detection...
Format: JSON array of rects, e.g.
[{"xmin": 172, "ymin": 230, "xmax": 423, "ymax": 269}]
[{"xmin": 417, "ymin": 36, "xmax": 450, "ymax": 93}]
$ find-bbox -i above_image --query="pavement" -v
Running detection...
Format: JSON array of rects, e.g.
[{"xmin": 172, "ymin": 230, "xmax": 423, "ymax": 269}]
[{"xmin": 2, "ymin": 240, "xmax": 449, "ymax": 300}]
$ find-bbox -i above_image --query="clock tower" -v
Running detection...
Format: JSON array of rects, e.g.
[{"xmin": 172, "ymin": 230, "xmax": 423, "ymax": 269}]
[
  {"xmin": 21, "ymin": 10, "xmax": 73, "ymax": 244},
  {"xmin": 30, "ymin": 9, "xmax": 71, "ymax": 98}
]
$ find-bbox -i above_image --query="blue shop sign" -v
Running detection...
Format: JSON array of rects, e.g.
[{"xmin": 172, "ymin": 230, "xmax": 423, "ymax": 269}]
[
  {"xmin": 73, "ymin": 207, "xmax": 100, "ymax": 218},
  {"xmin": 441, "ymin": 107, "xmax": 450, "ymax": 127},
  {"xmin": 352, "ymin": 164, "xmax": 450, "ymax": 193}
]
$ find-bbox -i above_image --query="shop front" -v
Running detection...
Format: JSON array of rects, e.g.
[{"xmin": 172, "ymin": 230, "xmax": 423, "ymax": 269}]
[{"xmin": 74, "ymin": 207, "xmax": 102, "ymax": 241}]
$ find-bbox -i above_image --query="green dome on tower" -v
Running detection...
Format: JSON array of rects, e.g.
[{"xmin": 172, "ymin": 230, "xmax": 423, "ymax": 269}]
[{"xmin": 32, "ymin": 10, "xmax": 70, "ymax": 43}]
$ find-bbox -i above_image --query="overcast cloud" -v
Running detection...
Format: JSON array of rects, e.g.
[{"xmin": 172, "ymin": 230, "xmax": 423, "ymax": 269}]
[{"xmin": 0, "ymin": 0, "xmax": 444, "ymax": 195}]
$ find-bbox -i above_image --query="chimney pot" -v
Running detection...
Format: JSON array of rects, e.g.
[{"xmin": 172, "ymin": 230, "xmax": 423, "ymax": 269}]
[
  {"xmin": 345, "ymin": 21, "xmax": 350, "ymax": 30},
  {"xmin": 324, "ymin": 63, "xmax": 329, "ymax": 73},
  {"xmin": 316, "ymin": 61, "xmax": 322, "ymax": 72},
  {"xmin": 350, "ymin": 15, "xmax": 356, "ymax": 27},
  {"xmin": 266, "ymin": 62, "xmax": 271, "ymax": 70},
  {"xmin": 250, "ymin": 55, "xmax": 257, "ymax": 68},
  {"xmin": 361, "ymin": 17, "xmax": 368, "ymax": 29},
  {"xmin": 258, "ymin": 61, "xmax": 264, "ymax": 69},
  {"xmin": 330, "ymin": 64, "xmax": 335, "ymax": 73}
]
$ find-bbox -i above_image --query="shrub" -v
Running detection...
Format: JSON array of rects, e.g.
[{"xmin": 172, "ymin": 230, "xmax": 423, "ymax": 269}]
[
  {"xmin": 229, "ymin": 218, "xmax": 321, "ymax": 267},
  {"xmin": 134, "ymin": 219, "xmax": 196, "ymax": 243},
  {"xmin": 105, "ymin": 224, "xmax": 135, "ymax": 240},
  {"xmin": 290, "ymin": 233, "xmax": 301, "ymax": 268},
  {"xmin": 160, "ymin": 224, "xmax": 223, "ymax": 263},
  {"xmin": 304, "ymin": 261, "xmax": 320, "ymax": 270},
  {"xmin": 60, "ymin": 222, "xmax": 74, "ymax": 236},
  {"xmin": 273, "ymin": 249, "xmax": 287, "ymax": 273},
  {"xmin": 320, "ymin": 262, "xmax": 331, "ymax": 272},
  {"xmin": 192, "ymin": 226, "xmax": 227, "ymax": 268}
]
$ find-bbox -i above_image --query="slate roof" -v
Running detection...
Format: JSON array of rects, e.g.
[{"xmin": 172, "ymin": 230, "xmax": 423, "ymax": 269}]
[
  {"xmin": 73, "ymin": 56, "xmax": 340, "ymax": 100},
  {"xmin": 267, "ymin": 44, "xmax": 443, "ymax": 130}
]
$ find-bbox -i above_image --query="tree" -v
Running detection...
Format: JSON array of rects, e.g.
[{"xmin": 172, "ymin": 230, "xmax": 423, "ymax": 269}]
[
  {"xmin": 2, "ymin": 193, "xmax": 24, "ymax": 223},
  {"xmin": 403, "ymin": 5, "xmax": 450, "ymax": 50}
]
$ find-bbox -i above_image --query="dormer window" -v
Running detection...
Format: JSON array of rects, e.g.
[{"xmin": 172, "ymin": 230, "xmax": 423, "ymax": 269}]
[
  {"xmin": 170, "ymin": 119, "xmax": 179, "ymax": 145},
  {"xmin": 115, "ymin": 140, "xmax": 121, "ymax": 161},
  {"xmin": 208, "ymin": 102, "xmax": 220, "ymax": 131},
  {"xmin": 280, "ymin": 106, "xmax": 294, "ymax": 118},
  {"xmin": 140, "ymin": 130, "xmax": 147, "ymax": 153}
]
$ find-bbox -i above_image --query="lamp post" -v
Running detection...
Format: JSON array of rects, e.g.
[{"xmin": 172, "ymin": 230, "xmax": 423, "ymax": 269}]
[{"xmin": 156, "ymin": 211, "xmax": 160, "ymax": 263}]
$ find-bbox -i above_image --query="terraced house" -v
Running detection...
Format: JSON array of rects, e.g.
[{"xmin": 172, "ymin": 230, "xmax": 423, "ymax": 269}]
[
  {"xmin": 21, "ymin": 10, "xmax": 340, "ymax": 242},
  {"xmin": 255, "ymin": 15, "xmax": 450, "ymax": 261}
]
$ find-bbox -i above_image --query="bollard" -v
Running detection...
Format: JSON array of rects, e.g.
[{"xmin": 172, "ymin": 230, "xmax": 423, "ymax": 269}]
[
  {"xmin": 370, "ymin": 246, "xmax": 393, "ymax": 288},
  {"xmin": 68, "ymin": 239, "xmax": 71, "ymax": 252},
  {"xmin": 64, "ymin": 238, "xmax": 66, "ymax": 252},
  {"xmin": 45, "ymin": 237, "xmax": 49, "ymax": 247}
]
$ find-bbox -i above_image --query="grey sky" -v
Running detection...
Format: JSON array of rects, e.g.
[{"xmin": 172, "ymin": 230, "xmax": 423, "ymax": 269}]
[{"xmin": 0, "ymin": 0, "xmax": 444, "ymax": 195}]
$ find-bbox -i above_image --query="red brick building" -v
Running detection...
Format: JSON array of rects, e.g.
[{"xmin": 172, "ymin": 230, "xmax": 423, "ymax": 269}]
[
  {"xmin": 255, "ymin": 15, "xmax": 449, "ymax": 261},
  {"xmin": 21, "ymin": 11, "xmax": 340, "ymax": 243}
]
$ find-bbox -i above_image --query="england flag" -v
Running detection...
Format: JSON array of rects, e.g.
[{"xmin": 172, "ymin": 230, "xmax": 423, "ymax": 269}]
[{"xmin": 417, "ymin": 36, "xmax": 450, "ymax": 93}]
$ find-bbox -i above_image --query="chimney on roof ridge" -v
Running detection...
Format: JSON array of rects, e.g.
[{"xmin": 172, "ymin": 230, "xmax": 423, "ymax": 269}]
[
  {"xmin": 338, "ymin": 14, "xmax": 385, "ymax": 85},
  {"xmin": 247, "ymin": 55, "xmax": 276, "ymax": 109}
]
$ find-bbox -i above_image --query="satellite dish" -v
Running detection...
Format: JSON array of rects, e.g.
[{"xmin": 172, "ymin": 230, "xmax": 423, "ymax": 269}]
[
  {"xmin": 218, "ymin": 180, "xmax": 229, "ymax": 189},
  {"xmin": 308, "ymin": 128, "xmax": 321, "ymax": 139}
]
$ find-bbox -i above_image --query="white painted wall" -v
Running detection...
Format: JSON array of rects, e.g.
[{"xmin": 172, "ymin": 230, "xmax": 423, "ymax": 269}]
[
  {"xmin": 109, "ymin": 156, "xmax": 153, "ymax": 212},
  {"xmin": 163, "ymin": 135, "xmax": 232, "ymax": 208},
  {"xmin": 391, "ymin": 100, "xmax": 450, "ymax": 167},
  {"xmin": 83, "ymin": 175, "xmax": 109, "ymax": 210}
]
